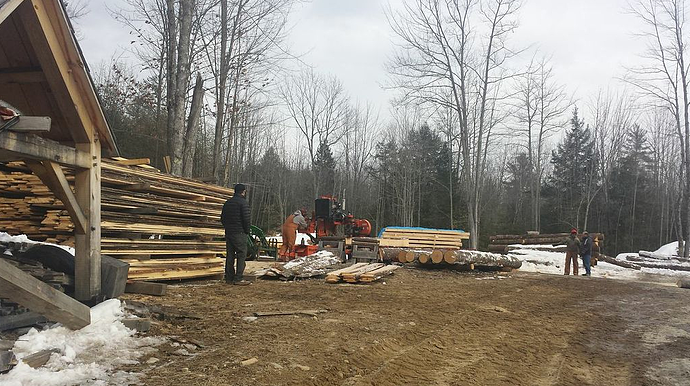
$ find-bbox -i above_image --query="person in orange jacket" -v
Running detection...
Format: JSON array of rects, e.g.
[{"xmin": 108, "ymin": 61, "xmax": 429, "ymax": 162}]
[
  {"xmin": 563, "ymin": 228, "xmax": 581, "ymax": 275},
  {"xmin": 279, "ymin": 209, "xmax": 308, "ymax": 258}
]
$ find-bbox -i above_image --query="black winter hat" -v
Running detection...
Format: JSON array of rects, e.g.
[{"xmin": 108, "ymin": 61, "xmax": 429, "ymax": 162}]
[{"xmin": 234, "ymin": 183, "xmax": 247, "ymax": 195}]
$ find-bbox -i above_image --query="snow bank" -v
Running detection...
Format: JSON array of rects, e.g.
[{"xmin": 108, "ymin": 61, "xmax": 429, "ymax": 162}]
[
  {"xmin": 656, "ymin": 241, "xmax": 680, "ymax": 257},
  {"xmin": 509, "ymin": 248, "xmax": 690, "ymax": 281},
  {"xmin": 0, "ymin": 232, "xmax": 75, "ymax": 256},
  {"xmin": 0, "ymin": 299, "xmax": 163, "ymax": 386}
]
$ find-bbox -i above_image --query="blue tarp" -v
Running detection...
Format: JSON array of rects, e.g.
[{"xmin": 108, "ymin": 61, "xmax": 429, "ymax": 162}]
[{"xmin": 377, "ymin": 226, "xmax": 467, "ymax": 238}]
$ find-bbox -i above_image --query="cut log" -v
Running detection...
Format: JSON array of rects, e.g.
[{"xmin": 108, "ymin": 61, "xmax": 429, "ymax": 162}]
[
  {"xmin": 418, "ymin": 252, "xmax": 431, "ymax": 264},
  {"xmin": 430, "ymin": 250, "xmax": 444, "ymax": 264},
  {"xmin": 0, "ymin": 258, "xmax": 90, "ymax": 330},
  {"xmin": 443, "ymin": 250, "xmax": 457, "ymax": 264},
  {"xmin": 598, "ymin": 254, "xmax": 640, "ymax": 270},
  {"xmin": 453, "ymin": 250, "xmax": 522, "ymax": 269},
  {"xmin": 639, "ymin": 251, "xmax": 675, "ymax": 260}
]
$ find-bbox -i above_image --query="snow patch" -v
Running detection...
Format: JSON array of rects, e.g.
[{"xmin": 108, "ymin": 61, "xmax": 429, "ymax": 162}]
[
  {"xmin": 0, "ymin": 299, "xmax": 163, "ymax": 386},
  {"xmin": 0, "ymin": 232, "xmax": 75, "ymax": 255}
]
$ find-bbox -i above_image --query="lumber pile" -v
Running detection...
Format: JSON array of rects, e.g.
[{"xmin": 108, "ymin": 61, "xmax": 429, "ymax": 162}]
[
  {"xmin": 378, "ymin": 227, "xmax": 469, "ymax": 249},
  {"xmin": 0, "ymin": 160, "xmax": 232, "ymax": 281},
  {"xmin": 488, "ymin": 232, "xmax": 605, "ymax": 253},
  {"xmin": 325, "ymin": 262, "xmax": 400, "ymax": 284}
]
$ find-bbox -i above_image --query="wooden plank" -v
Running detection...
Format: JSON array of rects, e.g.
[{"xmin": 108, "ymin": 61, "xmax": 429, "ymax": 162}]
[
  {"xmin": 73, "ymin": 140, "xmax": 100, "ymax": 301},
  {"xmin": 26, "ymin": 160, "xmax": 87, "ymax": 234},
  {"xmin": 113, "ymin": 157, "xmax": 150, "ymax": 166},
  {"xmin": 0, "ymin": 68, "xmax": 46, "ymax": 84},
  {"xmin": 8, "ymin": 116, "xmax": 51, "ymax": 132},
  {"xmin": 0, "ymin": 0, "xmax": 23, "ymax": 26},
  {"xmin": 253, "ymin": 310, "xmax": 328, "ymax": 317},
  {"xmin": 0, "ymin": 311, "xmax": 48, "ymax": 331},
  {"xmin": 125, "ymin": 281, "xmax": 167, "ymax": 296},
  {"xmin": 0, "ymin": 258, "xmax": 90, "ymax": 329},
  {"xmin": 0, "ymin": 131, "xmax": 90, "ymax": 168}
]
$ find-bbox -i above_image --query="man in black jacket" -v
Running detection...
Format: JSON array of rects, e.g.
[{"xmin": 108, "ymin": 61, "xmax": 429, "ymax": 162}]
[
  {"xmin": 580, "ymin": 231, "xmax": 593, "ymax": 277},
  {"xmin": 221, "ymin": 183, "xmax": 251, "ymax": 285}
]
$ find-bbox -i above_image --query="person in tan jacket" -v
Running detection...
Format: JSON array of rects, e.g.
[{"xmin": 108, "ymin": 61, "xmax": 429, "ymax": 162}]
[{"xmin": 564, "ymin": 228, "xmax": 581, "ymax": 275}]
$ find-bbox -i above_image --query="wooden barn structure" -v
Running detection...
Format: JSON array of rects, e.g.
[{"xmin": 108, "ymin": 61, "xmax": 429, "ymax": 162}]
[{"xmin": 0, "ymin": 0, "xmax": 118, "ymax": 314}]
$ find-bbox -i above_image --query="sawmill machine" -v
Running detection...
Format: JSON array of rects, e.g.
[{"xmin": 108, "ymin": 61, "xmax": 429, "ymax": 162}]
[
  {"xmin": 307, "ymin": 195, "xmax": 372, "ymax": 239},
  {"xmin": 281, "ymin": 195, "xmax": 372, "ymax": 260}
]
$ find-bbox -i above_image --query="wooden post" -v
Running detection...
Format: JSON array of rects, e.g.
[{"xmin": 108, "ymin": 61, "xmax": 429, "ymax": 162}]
[{"xmin": 74, "ymin": 139, "xmax": 101, "ymax": 301}]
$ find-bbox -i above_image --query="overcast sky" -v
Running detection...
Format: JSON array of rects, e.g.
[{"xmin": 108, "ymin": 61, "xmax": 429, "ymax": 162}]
[{"xmin": 78, "ymin": 0, "xmax": 646, "ymax": 121}]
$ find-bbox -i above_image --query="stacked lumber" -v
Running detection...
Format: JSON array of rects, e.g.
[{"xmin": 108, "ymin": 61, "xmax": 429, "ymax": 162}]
[
  {"xmin": 325, "ymin": 263, "xmax": 400, "ymax": 284},
  {"xmin": 0, "ymin": 159, "xmax": 234, "ymax": 281},
  {"xmin": 488, "ymin": 232, "xmax": 605, "ymax": 253},
  {"xmin": 378, "ymin": 227, "xmax": 469, "ymax": 249}
]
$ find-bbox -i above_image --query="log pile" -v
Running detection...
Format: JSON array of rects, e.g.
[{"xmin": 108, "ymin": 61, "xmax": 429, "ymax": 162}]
[
  {"xmin": 489, "ymin": 232, "xmax": 605, "ymax": 253},
  {"xmin": 378, "ymin": 227, "xmax": 469, "ymax": 249},
  {"xmin": 0, "ymin": 160, "xmax": 231, "ymax": 281},
  {"xmin": 380, "ymin": 248, "xmax": 521, "ymax": 271}
]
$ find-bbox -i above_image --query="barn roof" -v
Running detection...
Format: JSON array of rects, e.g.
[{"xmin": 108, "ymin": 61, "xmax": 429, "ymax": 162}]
[{"xmin": 0, "ymin": 0, "xmax": 118, "ymax": 155}]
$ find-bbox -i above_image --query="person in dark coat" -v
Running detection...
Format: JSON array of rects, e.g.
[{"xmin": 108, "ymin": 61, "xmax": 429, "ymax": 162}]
[
  {"xmin": 580, "ymin": 231, "xmax": 593, "ymax": 276},
  {"xmin": 564, "ymin": 228, "xmax": 581, "ymax": 275},
  {"xmin": 221, "ymin": 183, "xmax": 251, "ymax": 285}
]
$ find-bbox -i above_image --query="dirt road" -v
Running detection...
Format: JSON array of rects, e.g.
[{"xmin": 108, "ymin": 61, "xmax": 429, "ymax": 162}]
[{"xmin": 123, "ymin": 267, "xmax": 690, "ymax": 386}]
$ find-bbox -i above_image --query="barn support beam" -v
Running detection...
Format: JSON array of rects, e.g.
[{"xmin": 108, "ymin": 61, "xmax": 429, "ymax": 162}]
[
  {"xmin": 73, "ymin": 139, "xmax": 101, "ymax": 301},
  {"xmin": 26, "ymin": 160, "xmax": 88, "ymax": 234},
  {"xmin": 0, "ymin": 130, "xmax": 90, "ymax": 168}
]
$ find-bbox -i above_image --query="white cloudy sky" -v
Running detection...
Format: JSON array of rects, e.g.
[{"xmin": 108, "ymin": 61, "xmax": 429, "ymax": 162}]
[{"xmin": 78, "ymin": 0, "xmax": 646, "ymax": 120}]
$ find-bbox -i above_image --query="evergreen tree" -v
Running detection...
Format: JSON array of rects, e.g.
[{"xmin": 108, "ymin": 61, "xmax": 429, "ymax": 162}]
[
  {"xmin": 608, "ymin": 126, "xmax": 654, "ymax": 252},
  {"xmin": 314, "ymin": 141, "xmax": 336, "ymax": 197},
  {"xmin": 545, "ymin": 108, "xmax": 598, "ymax": 230}
]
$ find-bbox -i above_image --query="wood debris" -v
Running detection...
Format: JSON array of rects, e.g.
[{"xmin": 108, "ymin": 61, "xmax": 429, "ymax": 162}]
[{"xmin": 326, "ymin": 263, "xmax": 400, "ymax": 284}]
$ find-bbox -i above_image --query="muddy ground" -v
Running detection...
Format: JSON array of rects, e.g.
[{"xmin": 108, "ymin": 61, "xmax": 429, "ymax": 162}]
[{"xmin": 122, "ymin": 265, "xmax": 690, "ymax": 386}]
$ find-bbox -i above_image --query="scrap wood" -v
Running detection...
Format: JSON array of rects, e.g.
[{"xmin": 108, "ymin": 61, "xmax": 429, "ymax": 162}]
[
  {"xmin": 359, "ymin": 264, "xmax": 401, "ymax": 283},
  {"xmin": 22, "ymin": 348, "xmax": 60, "ymax": 369},
  {"xmin": 253, "ymin": 309, "xmax": 328, "ymax": 317},
  {"xmin": 325, "ymin": 263, "xmax": 369, "ymax": 283},
  {"xmin": 1, "ymin": 350, "xmax": 17, "ymax": 373}
]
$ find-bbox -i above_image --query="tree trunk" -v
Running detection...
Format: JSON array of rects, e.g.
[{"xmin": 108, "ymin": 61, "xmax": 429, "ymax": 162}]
[
  {"xmin": 170, "ymin": 0, "xmax": 194, "ymax": 176},
  {"xmin": 182, "ymin": 73, "xmax": 204, "ymax": 177}
]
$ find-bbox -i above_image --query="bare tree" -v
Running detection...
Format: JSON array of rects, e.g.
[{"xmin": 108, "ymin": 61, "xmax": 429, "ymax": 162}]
[
  {"xmin": 628, "ymin": 0, "xmax": 690, "ymax": 257},
  {"xmin": 281, "ymin": 68, "xmax": 350, "ymax": 198},
  {"xmin": 514, "ymin": 57, "xmax": 570, "ymax": 231},
  {"xmin": 387, "ymin": 0, "xmax": 522, "ymax": 248}
]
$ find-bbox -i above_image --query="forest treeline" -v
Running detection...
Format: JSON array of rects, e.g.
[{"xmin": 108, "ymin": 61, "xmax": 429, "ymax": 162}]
[{"xmin": 78, "ymin": 0, "xmax": 689, "ymax": 257}]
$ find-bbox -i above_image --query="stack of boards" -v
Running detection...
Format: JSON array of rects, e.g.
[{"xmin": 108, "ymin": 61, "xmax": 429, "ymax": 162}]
[
  {"xmin": 378, "ymin": 227, "xmax": 469, "ymax": 249},
  {"xmin": 325, "ymin": 263, "xmax": 400, "ymax": 284},
  {"xmin": 488, "ymin": 232, "xmax": 605, "ymax": 254},
  {"xmin": 0, "ymin": 158, "xmax": 231, "ymax": 281}
]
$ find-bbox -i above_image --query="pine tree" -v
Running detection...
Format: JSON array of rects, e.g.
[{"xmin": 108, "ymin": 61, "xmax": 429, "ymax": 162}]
[
  {"xmin": 546, "ymin": 108, "xmax": 598, "ymax": 230},
  {"xmin": 314, "ymin": 141, "xmax": 336, "ymax": 197},
  {"xmin": 609, "ymin": 126, "xmax": 654, "ymax": 252}
]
